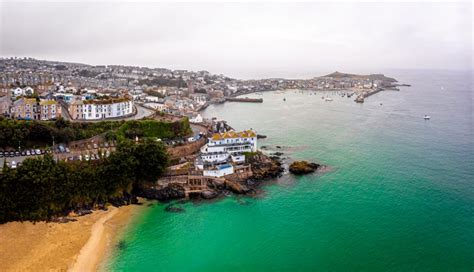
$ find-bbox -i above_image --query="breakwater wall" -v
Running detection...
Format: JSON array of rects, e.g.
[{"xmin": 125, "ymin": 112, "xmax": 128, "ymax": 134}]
[{"xmin": 225, "ymin": 97, "xmax": 263, "ymax": 103}]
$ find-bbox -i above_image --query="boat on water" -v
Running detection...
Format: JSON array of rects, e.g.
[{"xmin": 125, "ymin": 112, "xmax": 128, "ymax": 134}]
[
  {"xmin": 283, "ymin": 98, "xmax": 286, "ymax": 101},
  {"xmin": 424, "ymin": 115, "xmax": 431, "ymax": 120},
  {"xmin": 325, "ymin": 97, "xmax": 333, "ymax": 102}
]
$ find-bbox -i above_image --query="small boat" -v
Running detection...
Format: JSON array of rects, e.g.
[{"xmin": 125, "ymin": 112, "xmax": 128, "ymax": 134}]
[
  {"xmin": 283, "ymin": 98, "xmax": 286, "ymax": 101},
  {"xmin": 424, "ymin": 115, "xmax": 431, "ymax": 120},
  {"xmin": 325, "ymin": 97, "xmax": 333, "ymax": 101}
]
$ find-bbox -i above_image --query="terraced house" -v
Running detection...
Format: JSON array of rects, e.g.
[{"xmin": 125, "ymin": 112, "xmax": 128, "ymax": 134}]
[
  {"xmin": 39, "ymin": 100, "xmax": 61, "ymax": 120},
  {"xmin": 11, "ymin": 97, "xmax": 60, "ymax": 120},
  {"xmin": 68, "ymin": 96, "xmax": 133, "ymax": 120}
]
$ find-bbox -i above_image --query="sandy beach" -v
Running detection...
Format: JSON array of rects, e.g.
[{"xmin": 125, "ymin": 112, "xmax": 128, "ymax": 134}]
[{"xmin": 0, "ymin": 203, "xmax": 145, "ymax": 271}]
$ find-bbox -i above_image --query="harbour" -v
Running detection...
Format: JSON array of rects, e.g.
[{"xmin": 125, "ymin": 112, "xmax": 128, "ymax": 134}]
[{"xmin": 106, "ymin": 70, "xmax": 474, "ymax": 271}]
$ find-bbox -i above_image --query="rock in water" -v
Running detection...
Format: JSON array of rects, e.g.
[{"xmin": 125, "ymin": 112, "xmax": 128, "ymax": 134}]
[
  {"xmin": 245, "ymin": 151, "xmax": 284, "ymax": 180},
  {"xmin": 165, "ymin": 204, "xmax": 185, "ymax": 213},
  {"xmin": 201, "ymin": 190, "xmax": 218, "ymax": 199},
  {"xmin": 289, "ymin": 161, "xmax": 320, "ymax": 175}
]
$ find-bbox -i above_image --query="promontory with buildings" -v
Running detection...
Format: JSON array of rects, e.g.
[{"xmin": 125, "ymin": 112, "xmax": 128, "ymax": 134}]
[
  {"xmin": 0, "ymin": 56, "xmax": 406, "ymax": 212},
  {"xmin": 0, "ymin": 57, "xmax": 406, "ymax": 270}
]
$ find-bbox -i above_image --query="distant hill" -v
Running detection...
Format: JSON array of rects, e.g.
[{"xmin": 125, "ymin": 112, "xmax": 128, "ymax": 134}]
[{"xmin": 323, "ymin": 71, "xmax": 397, "ymax": 82}]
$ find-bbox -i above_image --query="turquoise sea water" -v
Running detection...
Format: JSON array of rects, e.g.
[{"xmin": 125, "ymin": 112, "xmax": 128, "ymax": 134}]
[{"xmin": 106, "ymin": 70, "xmax": 473, "ymax": 271}]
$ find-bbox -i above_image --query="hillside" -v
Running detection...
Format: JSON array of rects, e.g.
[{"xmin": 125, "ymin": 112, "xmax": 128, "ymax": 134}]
[{"xmin": 323, "ymin": 71, "xmax": 397, "ymax": 82}]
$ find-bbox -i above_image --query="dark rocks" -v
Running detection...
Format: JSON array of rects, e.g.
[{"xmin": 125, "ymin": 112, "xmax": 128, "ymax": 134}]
[
  {"xmin": 165, "ymin": 204, "xmax": 185, "ymax": 213},
  {"xmin": 273, "ymin": 152, "xmax": 284, "ymax": 156},
  {"xmin": 276, "ymin": 146, "xmax": 282, "ymax": 149},
  {"xmin": 289, "ymin": 161, "xmax": 320, "ymax": 175},
  {"xmin": 75, "ymin": 209, "xmax": 93, "ymax": 216},
  {"xmin": 137, "ymin": 184, "xmax": 185, "ymax": 201},
  {"xmin": 116, "ymin": 240, "xmax": 127, "ymax": 250},
  {"xmin": 108, "ymin": 192, "xmax": 138, "ymax": 207},
  {"xmin": 246, "ymin": 151, "xmax": 284, "ymax": 180},
  {"xmin": 201, "ymin": 190, "xmax": 218, "ymax": 199},
  {"xmin": 226, "ymin": 181, "xmax": 250, "ymax": 194}
]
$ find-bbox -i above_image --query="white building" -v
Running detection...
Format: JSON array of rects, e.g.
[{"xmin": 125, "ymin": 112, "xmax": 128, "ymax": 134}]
[
  {"xmin": 203, "ymin": 130, "xmax": 257, "ymax": 155},
  {"xmin": 145, "ymin": 96, "xmax": 160, "ymax": 102},
  {"xmin": 11, "ymin": 86, "xmax": 34, "ymax": 98},
  {"xmin": 197, "ymin": 130, "xmax": 257, "ymax": 177},
  {"xmin": 69, "ymin": 96, "xmax": 133, "ymax": 120},
  {"xmin": 189, "ymin": 113, "xmax": 203, "ymax": 124},
  {"xmin": 200, "ymin": 151, "xmax": 229, "ymax": 164},
  {"xmin": 203, "ymin": 164, "xmax": 234, "ymax": 177}
]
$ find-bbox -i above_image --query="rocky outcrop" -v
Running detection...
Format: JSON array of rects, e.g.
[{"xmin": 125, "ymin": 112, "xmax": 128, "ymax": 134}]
[
  {"xmin": 225, "ymin": 179, "xmax": 250, "ymax": 194},
  {"xmin": 289, "ymin": 161, "xmax": 320, "ymax": 175},
  {"xmin": 247, "ymin": 152, "xmax": 284, "ymax": 180},
  {"xmin": 136, "ymin": 184, "xmax": 185, "ymax": 201},
  {"xmin": 201, "ymin": 190, "xmax": 218, "ymax": 199}
]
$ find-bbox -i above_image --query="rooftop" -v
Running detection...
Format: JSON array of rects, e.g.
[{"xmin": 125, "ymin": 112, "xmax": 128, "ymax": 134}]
[{"xmin": 211, "ymin": 130, "xmax": 256, "ymax": 141}]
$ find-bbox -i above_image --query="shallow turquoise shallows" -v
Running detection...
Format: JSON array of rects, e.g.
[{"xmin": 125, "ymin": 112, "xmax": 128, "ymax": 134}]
[{"xmin": 105, "ymin": 70, "xmax": 473, "ymax": 271}]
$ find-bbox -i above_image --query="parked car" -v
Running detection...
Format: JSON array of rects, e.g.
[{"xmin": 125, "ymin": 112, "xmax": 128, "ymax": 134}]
[
  {"xmin": 41, "ymin": 150, "xmax": 45, "ymax": 154},
  {"xmin": 0, "ymin": 151, "xmax": 3, "ymax": 158},
  {"xmin": 104, "ymin": 142, "xmax": 109, "ymax": 148},
  {"xmin": 10, "ymin": 151, "xmax": 15, "ymax": 157},
  {"xmin": 11, "ymin": 161, "xmax": 17, "ymax": 169},
  {"xmin": 26, "ymin": 150, "xmax": 31, "ymax": 156},
  {"xmin": 30, "ymin": 149, "xmax": 35, "ymax": 156},
  {"xmin": 84, "ymin": 154, "xmax": 90, "ymax": 161},
  {"xmin": 87, "ymin": 144, "xmax": 92, "ymax": 150},
  {"xmin": 35, "ymin": 149, "xmax": 41, "ymax": 155},
  {"xmin": 93, "ymin": 143, "xmax": 98, "ymax": 149},
  {"xmin": 65, "ymin": 147, "xmax": 70, "ymax": 153},
  {"xmin": 21, "ymin": 151, "xmax": 26, "ymax": 156}
]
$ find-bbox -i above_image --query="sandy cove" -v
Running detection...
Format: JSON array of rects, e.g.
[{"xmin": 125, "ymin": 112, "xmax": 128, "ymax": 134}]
[{"xmin": 0, "ymin": 203, "xmax": 144, "ymax": 271}]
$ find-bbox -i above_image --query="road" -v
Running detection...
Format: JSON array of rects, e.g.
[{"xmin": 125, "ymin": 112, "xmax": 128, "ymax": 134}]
[{"xmin": 127, "ymin": 104, "xmax": 154, "ymax": 120}]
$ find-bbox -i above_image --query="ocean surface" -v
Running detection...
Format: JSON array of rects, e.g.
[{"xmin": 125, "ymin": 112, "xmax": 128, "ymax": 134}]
[{"xmin": 105, "ymin": 70, "xmax": 473, "ymax": 271}]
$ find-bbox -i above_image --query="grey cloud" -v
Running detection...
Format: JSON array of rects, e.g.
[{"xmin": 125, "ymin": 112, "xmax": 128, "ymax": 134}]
[{"xmin": 1, "ymin": 2, "xmax": 471, "ymax": 78}]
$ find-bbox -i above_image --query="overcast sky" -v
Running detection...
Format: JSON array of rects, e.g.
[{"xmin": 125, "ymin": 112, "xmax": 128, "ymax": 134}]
[{"xmin": 0, "ymin": 1, "xmax": 472, "ymax": 78}]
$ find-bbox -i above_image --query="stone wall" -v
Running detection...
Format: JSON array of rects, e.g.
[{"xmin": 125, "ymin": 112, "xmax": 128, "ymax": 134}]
[{"xmin": 167, "ymin": 137, "xmax": 206, "ymax": 160}]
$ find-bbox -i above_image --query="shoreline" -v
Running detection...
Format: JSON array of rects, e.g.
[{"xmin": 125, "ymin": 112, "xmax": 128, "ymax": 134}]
[{"xmin": 0, "ymin": 203, "xmax": 145, "ymax": 271}]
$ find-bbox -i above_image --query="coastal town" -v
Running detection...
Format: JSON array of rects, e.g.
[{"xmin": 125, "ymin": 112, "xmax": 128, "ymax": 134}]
[
  {"xmin": 0, "ymin": 57, "xmax": 402, "ymax": 199},
  {"xmin": 0, "ymin": 57, "xmax": 394, "ymax": 269},
  {"xmin": 0, "ymin": 57, "xmax": 405, "ymax": 124}
]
